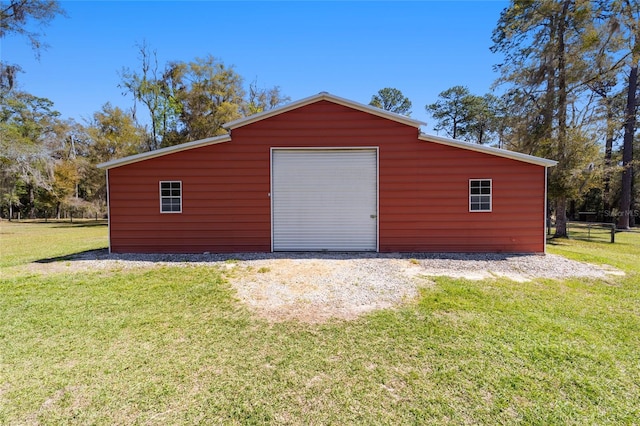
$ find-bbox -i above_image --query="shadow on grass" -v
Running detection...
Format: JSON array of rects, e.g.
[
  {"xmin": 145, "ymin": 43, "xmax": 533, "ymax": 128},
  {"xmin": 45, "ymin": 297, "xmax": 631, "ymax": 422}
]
[
  {"xmin": 51, "ymin": 221, "xmax": 108, "ymax": 229},
  {"xmin": 5, "ymin": 220, "xmax": 108, "ymax": 228},
  {"xmin": 35, "ymin": 248, "xmax": 109, "ymax": 264},
  {"xmin": 548, "ymin": 236, "xmax": 613, "ymax": 245}
]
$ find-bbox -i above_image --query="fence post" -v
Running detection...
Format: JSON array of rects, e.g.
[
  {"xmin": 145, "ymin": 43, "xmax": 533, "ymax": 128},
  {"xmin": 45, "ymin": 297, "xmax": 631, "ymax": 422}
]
[{"xmin": 611, "ymin": 224, "xmax": 615, "ymax": 243}]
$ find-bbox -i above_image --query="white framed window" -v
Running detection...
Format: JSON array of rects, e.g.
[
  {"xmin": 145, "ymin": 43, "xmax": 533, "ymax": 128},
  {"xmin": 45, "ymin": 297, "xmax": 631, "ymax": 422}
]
[
  {"xmin": 160, "ymin": 181, "xmax": 182, "ymax": 213},
  {"xmin": 469, "ymin": 179, "xmax": 492, "ymax": 212}
]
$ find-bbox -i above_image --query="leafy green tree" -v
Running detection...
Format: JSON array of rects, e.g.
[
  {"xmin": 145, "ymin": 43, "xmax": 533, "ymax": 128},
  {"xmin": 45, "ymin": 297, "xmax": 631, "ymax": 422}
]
[
  {"xmin": 169, "ymin": 55, "xmax": 245, "ymax": 141},
  {"xmin": 465, "ymin": 93, "xmax": 502, "ymax": 145},
  {"xmin": 369, "ymin": 88, "xmax": 412, "ymax": 116},
  {"xmin": 121, "ymin": 44, "xmax": 289, "ymax": 148},
  {"xmin": 84, "ymin": 103, "xmax": 146, "ymax": 209},
  {"xmin": 426, "ymin": 86, "xmax": 472, "ymax": 139},
  {"xmin": 427, "ymin": 86, "xmax": 500, "ymax": 144},
  {"xmin": 45, "ymin": 159, "xmax": 78, "ymax": 218},
  {"xmin": 44, "ymin": 119, "xmax": 100, "ymax": 218},
  {"xmin": 163, "ymin": 56, "xmax": 290, "ymax": 143},
  {"xmin": 0, "ymin": 95, "xmax": 97, "ymax": 219},
  {"xmin": 86, "ymin": 103, "xmax": 145, "ymax": 162},
  {"xmin": 0, "ymin": 90, "xmax": 61, "ymax": 218},
  {"xmin": 0, "ymin": 186, "xmax": 21, "ymax": 219}
]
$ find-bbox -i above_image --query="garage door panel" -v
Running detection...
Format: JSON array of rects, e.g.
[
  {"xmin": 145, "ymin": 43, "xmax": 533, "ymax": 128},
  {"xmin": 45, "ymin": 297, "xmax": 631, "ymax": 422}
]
[{"xmin": 272, "ymin": 149, "xmax": 377, "ymax": 251}]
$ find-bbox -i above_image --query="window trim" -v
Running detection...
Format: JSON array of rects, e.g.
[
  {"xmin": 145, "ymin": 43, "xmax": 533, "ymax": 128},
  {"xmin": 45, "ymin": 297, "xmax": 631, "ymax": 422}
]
[
  {"xmin": 469, "ymin": 179, "xmax": 492, "ymax": 212},
  {"xmin": 159, "ymin": 180, "xmax": 182, "ymax": 214}
]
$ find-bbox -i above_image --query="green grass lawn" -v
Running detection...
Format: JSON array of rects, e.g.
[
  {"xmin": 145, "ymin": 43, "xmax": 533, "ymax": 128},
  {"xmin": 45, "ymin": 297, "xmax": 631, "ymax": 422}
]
[
  {"xmin": 0, "ymin": 220, "xmax": 108, "ymax": 268},
  {"xmin": 1, "ymin": 221, "xmax": 639, "ymax": 424}
]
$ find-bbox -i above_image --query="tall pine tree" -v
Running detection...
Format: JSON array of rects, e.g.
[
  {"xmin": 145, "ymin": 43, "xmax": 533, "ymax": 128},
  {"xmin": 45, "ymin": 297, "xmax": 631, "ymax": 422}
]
[{"xmin": 491, "ymin": 0, "xmax": 601, "ymax": 237}]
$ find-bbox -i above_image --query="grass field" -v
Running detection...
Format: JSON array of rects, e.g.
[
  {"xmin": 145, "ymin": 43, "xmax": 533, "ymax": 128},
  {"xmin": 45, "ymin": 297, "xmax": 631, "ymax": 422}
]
[
  {"xmin": 1, "ymin": 221, "xmax": 639, "ymax": 424},
  {"xmin": 0, "ymin": 220, "xmax": 108, "ymax": 268},
  {"xmin": 564, "ymin": 221, "xmax": 617, "ymax": 244}
]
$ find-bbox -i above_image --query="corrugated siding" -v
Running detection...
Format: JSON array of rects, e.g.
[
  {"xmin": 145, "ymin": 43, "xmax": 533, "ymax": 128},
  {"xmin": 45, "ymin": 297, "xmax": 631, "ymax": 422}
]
[
  {"xmin": 272, "ymin": 149, "xmax": 377, "ymax": 251},
  {"xmin": 107, "ymin": 141, "xmax": 272, "ymax": 253},
  {"xmin": 107, "ymin": 100, "xmax": 546, "ymax": 253}
]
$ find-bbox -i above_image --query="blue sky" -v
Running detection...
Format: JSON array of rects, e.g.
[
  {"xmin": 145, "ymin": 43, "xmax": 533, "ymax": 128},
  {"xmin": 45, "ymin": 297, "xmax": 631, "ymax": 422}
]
[{"xmin": 2, "ymin": 1, "xmax": 509, "ymax": 131}]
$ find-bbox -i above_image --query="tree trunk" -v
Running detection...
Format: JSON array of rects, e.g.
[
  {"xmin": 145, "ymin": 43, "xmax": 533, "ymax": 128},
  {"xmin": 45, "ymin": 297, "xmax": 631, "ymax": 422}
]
[
  {"xmin": 630, "ymin": 178, "xmax": 636, "ymax": 227},
  {"xmin": 555, "ymin": 197, "xmax": 569, "ymax": 238},
  {"xmin": 569, "ymin": 199, "xmax": 576, "ymax": 220},
  {"xmin": 618, "ymin": 62, "xmax": 637, "ymax": 229},
  {"xmin": 554, "ymin": 0, "xmax": 570, "ymax": 238},
  {"xmin": 28, "ymin": 183, "xmax": 36, "ymax": 219},
  {"xmin": 603, "ymin": 98, "xmax": 615, "ymax": 220}
]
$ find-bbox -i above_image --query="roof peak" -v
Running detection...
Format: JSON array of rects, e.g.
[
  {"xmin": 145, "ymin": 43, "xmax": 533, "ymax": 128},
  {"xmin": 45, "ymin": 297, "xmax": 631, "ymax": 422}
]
[{"xmin": 224, "ymin": 92, "xmax": 427, "ymax": 130}]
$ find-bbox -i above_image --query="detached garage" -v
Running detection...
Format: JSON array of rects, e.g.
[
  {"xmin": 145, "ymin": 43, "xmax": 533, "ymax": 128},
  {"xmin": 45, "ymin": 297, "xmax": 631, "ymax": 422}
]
[{"xmin": 98, "ymin": 92, "xmax": 556, "ymax": 254}]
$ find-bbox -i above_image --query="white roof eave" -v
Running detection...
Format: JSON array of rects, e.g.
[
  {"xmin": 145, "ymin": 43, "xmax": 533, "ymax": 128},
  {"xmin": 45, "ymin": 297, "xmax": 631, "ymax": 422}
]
[
  {"xmin": 97, "ymin": 134, "xmax": 232, "ymax": 169},
  {"xmin": 224, "ymin": 92, "xmax": 426, "ymax": 130},
  {"xmin": 418, "ymin": 133, "xmax": 557, "ymax": 167}
]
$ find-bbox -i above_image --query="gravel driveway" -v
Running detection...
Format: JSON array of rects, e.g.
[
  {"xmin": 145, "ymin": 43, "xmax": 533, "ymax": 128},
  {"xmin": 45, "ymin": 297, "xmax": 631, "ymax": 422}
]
[{"xmin": 19, "ymin": 251, "xmax": 623, "ymax": 323}]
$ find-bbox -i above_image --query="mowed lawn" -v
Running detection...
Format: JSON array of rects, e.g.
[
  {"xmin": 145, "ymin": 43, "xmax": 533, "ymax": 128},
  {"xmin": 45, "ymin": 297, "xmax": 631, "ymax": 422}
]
[{"xmin": 0, "ymin": 221, "xmax": 639, "ymax": 424}]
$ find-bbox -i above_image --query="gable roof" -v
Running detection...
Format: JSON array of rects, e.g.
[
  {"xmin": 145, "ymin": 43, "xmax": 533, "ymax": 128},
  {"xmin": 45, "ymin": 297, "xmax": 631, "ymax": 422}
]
[
  {"xmin": 418, "ymin": 133, "xmax": 557, "ymax": 167},
  {"xmin": 97, "ymin": 134, "xmax": 231, "ymax": 170},
  {"xmin": 97, "ymin": 93, "xmax": 556, "ymax": 170},
  {"xmin": 224, "ymin": 92, "xmax": 427, "ymax": 130}
]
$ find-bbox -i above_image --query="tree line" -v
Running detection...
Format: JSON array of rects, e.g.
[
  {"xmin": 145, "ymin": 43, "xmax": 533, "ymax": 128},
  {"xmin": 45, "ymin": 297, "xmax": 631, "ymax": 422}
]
[
  {"xmin": 1, "ymin": 0, "xmax": 639, "ymax": 235},
  {"xmin": 1, "ymin": 2, "xmax": 289, "ymax": 220},
  {"xmin": 372, "ymin": 1, "xmax": 639, "ymax": 235},
  {"xmin": 1, "ymin": 59, "xmax": 288, "ymax": 219}
]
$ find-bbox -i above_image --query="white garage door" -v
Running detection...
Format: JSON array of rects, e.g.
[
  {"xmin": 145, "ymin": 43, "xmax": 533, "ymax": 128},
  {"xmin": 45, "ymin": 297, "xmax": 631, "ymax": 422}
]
[{"xmin": 272, "ymin": 149, "xmax": 378, "ymax": 251}]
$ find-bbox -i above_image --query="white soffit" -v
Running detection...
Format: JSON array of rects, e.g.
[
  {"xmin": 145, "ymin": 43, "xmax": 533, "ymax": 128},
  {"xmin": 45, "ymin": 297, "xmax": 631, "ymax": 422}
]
[
  {"xmin": 418, "ymin": 134, "xmax": 558, "ymax": 167},
  {"xmin": 224, "ymin": 92, "xmax": 427, "ymax": 130},
  {"xmin": 97, "ymin": 135, "xmax": 232, "ymax": 169}
]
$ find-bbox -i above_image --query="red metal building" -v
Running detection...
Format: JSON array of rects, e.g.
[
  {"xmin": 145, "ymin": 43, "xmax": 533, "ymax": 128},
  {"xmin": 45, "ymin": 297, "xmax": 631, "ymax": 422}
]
[{"xmin": 99, "ymin": 93, "xmax": 556, "ymax": 254}]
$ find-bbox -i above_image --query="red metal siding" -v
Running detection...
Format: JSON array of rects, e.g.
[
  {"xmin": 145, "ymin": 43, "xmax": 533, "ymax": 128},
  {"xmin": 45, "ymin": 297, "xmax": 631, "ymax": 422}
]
[
  {"xmin": 107, "ymin": 140, "xmax": 272, "ymax": 253},
  {"xmin": 379, "ymin": 142, "xmax": 545, "ymax": 252},
  {"xmin": 107, "ymin": 100, "xmax": 546, "ymax": 253}
]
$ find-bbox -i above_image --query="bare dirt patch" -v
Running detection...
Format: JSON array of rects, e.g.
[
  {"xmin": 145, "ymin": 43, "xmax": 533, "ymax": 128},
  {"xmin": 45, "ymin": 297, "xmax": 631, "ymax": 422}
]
[{"xmin": 227, "ymin": 258, "xmax": 430, "ymax": 323}]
